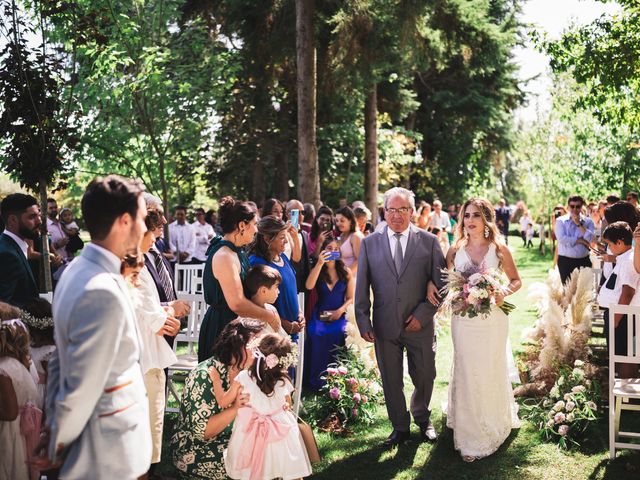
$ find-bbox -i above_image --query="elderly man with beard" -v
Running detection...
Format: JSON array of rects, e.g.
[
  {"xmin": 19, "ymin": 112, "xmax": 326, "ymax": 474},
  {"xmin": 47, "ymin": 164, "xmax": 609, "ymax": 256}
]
[{"xmin": 0, "ymin": 193, "xmax": 41, "ymax": 308}]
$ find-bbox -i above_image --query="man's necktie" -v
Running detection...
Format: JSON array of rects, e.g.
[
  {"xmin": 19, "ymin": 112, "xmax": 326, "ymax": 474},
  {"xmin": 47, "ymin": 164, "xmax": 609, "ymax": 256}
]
[
  {"xmin": 149, "ymin": 247, "xmax": 176, "ymax": 302},
  {"xmin": 394, "ymin": 233, "xmax": 403, "ymax": 274}
]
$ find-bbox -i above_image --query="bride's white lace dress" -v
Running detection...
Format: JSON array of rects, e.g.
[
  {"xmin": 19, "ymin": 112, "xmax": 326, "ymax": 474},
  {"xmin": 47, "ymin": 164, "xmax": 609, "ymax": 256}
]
[{"xmin": 446, "ymin": 244, "xmax": 520, "ymax": 459}]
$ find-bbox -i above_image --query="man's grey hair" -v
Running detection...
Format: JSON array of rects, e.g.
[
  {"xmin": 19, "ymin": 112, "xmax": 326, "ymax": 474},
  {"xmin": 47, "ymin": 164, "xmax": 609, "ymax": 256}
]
[
  {"xmin": 433, "ymin": 200, "xmax": 442, "ymax": 208},
  {"xmin": 143, "ymin": 192, "xmax": 163, "ymax": 210},
  {"xmin": 383, "ymin": 187, "xmax": 416, "ymax": 210},
  {"xmin": 286, "ymin": 199, "xmax": 304, "ymax": 210}
]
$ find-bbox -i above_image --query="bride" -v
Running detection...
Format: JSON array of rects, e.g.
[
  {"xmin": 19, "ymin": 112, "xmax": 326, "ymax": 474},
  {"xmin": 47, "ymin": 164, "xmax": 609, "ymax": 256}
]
[{"xmin": 435, "ymin": 198, "xmax": 522, "ymax": 462}]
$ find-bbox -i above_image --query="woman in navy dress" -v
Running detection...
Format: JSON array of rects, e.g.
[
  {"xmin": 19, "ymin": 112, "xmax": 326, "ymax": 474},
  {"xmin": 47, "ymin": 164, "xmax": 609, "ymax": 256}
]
[
  {"xmin": 304, "ymin": 236, "xmax": 355, "ymax": 390},
  {"xmin": 248, "ymin": 215, "xmax": 305, "ymax": 338}
]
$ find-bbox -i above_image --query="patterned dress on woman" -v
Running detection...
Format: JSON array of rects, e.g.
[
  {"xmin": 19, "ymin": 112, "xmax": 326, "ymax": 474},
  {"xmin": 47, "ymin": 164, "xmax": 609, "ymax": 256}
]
[
  {"xmin": 170, "ymin": 358, "xmax": 233, "ymax": 479},
  {"xmin": 198, "ymin": 237, "xmax": 251, "ymax": 361}
]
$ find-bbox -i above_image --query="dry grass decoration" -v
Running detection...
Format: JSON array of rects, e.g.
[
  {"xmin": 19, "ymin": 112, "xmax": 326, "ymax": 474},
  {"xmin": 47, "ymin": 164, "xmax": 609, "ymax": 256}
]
[{"xmin": 515, "ymin": 267, "xmax": 596, "ymax": 397}]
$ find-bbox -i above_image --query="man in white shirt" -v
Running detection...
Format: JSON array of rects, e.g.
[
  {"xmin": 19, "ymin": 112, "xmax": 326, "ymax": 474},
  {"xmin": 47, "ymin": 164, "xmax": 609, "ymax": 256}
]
[
  {"xmin": 597, "ymin": 221, "xmax": 639, "ymax": 378},
  {"xmin": 192, "ymin": 207, "xmax": 215, "ymax": 263},
  {"xmin": 427, "ymin": 200, "xmax": 451, "ymax": 233},
  {"xmin": 168, "ymin": 205, "xmax": 196, "ymax": 263}
]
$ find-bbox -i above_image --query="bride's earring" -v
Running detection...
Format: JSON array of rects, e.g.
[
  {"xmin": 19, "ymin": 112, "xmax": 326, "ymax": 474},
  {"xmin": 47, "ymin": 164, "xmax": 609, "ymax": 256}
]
[{"xmin": 484, "ymin": 226, "xmax": 490, "ymax": 238}]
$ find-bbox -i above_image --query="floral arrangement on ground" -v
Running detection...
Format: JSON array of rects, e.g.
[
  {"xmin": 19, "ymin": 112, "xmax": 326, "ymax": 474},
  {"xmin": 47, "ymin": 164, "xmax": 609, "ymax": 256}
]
[
  {"xmin": 520, "ymin": 360, "xmax": 601, "ymax": 449},
  {"xmin": 305, "ymin": 345, "xmax": 383, "ymax": 435}
]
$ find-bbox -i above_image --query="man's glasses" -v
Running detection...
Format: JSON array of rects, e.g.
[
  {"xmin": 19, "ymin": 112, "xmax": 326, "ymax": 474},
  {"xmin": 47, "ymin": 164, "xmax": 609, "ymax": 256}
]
[
  {"xmin": 385, "ymin": 207, "xmax": 410, "ymax": 215},
  {"xmin": 568, "ymin": 204, "xmax": 582, "ymax": 210}
]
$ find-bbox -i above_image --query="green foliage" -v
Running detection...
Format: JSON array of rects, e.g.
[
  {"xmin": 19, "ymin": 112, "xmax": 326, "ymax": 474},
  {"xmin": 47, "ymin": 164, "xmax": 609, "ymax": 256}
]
[
  {"xmin": 0, "ymin": 0, "xmax": 72, "ymax": 191},
  {"xmin": 307, "ymin": 345, "xmax": 383, "ymax": 429},
  {"xmin": 521, "ymin": 361, "xmax": 601, "ymax": 450},
  {"xmin": 508, "ymin": 73, "xmax": 638, "ymax": 216}
]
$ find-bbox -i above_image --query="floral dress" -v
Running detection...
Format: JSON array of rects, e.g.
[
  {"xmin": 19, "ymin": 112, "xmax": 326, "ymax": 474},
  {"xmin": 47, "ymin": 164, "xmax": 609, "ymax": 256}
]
[{"xmin": 170, "ymin": 358, "xmax": 232, "ymax": 479}]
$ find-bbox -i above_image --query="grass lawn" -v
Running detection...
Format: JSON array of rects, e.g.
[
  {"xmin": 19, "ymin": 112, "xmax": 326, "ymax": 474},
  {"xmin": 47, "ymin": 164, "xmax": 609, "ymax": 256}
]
[{"xmin": 158, "ymin": 236, "xmax": 640, "ymax": 479}]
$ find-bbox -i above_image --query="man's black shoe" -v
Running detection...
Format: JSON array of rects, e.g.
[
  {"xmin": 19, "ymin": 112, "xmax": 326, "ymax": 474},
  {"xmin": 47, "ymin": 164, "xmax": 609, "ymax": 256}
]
[{"xmin": 383, "ymin": 429, "xmax": 410, "ymax": 447}]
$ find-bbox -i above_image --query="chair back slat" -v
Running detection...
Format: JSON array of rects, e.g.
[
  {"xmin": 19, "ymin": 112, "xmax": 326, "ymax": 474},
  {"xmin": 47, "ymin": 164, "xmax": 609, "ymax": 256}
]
[
  {"xmin": 175, "ymin": 293, "xmax": 207, "ymax": 355},
  {"xmin": 175, "ymin": 264, "xmax": 205, "ymax": 294},
  {"xmin": 609, "ymin": 304, "xmax": 640, "ymax": 365}
]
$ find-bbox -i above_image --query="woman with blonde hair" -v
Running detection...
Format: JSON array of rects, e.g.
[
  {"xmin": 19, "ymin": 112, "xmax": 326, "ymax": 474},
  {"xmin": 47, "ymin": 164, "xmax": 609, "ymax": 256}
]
[{"xmin": 431, "ymin": 198, "xmax": 522, "ymax": 462}]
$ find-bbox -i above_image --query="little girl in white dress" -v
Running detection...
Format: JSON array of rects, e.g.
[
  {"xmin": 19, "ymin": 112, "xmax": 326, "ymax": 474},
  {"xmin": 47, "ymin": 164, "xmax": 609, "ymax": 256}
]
[{"xmin": 224, "ymin": 333, "xmax": 311, "ymax": 480}]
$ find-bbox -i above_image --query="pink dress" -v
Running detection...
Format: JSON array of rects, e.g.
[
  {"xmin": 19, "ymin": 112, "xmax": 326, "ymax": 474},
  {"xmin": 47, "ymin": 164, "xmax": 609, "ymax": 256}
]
[
  {"xmin": 224, "ymin": 370, "xmax": 311, "ymax": 480},
  {"xmin": 339, "ymin": 234, "xmax": 356, "ymax": 268}
]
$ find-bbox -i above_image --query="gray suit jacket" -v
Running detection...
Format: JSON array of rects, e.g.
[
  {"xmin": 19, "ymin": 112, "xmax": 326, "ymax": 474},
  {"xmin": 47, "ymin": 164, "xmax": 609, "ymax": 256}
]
[
  {"xmin": 355, "ymin": 225, "xmax": 446, "ymax": 340},
  {"xmin": 46, "ymin": 243, "xmax": 151, "ymax": 479}
]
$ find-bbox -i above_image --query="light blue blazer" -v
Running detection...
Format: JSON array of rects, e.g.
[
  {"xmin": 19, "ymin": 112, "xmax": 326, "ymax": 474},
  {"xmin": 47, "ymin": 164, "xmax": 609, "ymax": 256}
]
[{"xmin": 46, "ymin": 243, "xmax": 151, "ymax": 479}]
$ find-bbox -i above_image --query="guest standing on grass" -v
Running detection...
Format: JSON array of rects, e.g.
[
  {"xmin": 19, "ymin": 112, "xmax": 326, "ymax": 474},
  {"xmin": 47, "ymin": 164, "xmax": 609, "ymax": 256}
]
[
  {"xmin": 38, "ymin": 175, "xmax": 152, "ymax": 478},
  {"xmin": 249, "ymin": 216, "xmax": 305, "ymax": 338},
  {"xmin": 0, "ymin": 194, "xmax": 41, "ymax": 309},
  {"xmin": 335, "ymin": 206, "xmax": 364, "ymax": 275},
  {"xmin": 555, "ymin": 195, "xmax": 594, "ymax": 283},
  {"xmin": 304, "ymin": 236, "xmax": 354, "ymax": 391},
  {"xmin": 197, "ymin": 197, "xmax": 279, "ymax": 362}
]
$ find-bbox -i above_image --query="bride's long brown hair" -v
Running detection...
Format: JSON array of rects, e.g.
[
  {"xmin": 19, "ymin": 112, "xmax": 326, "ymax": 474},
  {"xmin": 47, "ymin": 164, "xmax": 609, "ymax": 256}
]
[{"xmin": 453, "ymin": 198, "xmax": 505, "ymax": 263}]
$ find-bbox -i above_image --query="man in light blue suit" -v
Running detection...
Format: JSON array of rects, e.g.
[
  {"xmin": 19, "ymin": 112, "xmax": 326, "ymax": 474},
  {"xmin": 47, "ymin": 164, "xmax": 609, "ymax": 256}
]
[{"xmin": 41, "ymin": 175, "xmax": 152, "ymax": 479}]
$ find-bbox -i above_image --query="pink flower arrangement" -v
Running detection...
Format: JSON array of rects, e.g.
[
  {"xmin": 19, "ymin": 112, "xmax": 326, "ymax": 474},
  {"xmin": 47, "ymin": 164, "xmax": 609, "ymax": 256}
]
[
  {"xmin": 326, "ymin": 367, "xmax": 338, "ymax": 376},
  {"xmin": 329, "ymin": 387, "xmax": 341, "ymax": 400},
  {"xmin": 337, "ymin": 366, "xmax": 348, "ymax": 375},
  {"xmin": 441, "ymin": 265, "xmax": 515, "ymax": 318}
]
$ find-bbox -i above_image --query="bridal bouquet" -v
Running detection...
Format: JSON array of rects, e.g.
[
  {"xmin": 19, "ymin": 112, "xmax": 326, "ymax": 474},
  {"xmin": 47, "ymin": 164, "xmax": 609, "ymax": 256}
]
[{"xmin": 441, "ymin": 265, "xmax": 515, "ymax": 318}]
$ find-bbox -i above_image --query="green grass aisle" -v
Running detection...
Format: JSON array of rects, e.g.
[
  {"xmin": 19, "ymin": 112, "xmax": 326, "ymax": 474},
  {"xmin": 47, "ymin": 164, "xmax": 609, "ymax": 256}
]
[{"xmin": 309, "ymin": 236, "xmax": 640, "ymax": 480}]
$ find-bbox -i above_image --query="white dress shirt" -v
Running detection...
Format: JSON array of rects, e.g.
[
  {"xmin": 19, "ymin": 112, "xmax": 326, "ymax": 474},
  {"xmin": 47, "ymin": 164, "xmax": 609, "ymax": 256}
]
[
  {"xmin": 2, "ymin": 229, "xmax": 28, "ymax": 258},
  {"xmin": 132, "ymin": 266, "xmax": 178, "ymax": 373},
  {"xmin": 168, "ymin": 221, "xmax": 196, "ymax": 262},
  {"xmin": 192, "ymin": 221, "xmax": 215, "ymax": 261},
  {"xmin": 387, "ymin": 225, "xmax": 410, "ymax": 260},
  {"xmin": 429, "ymin": 211, "xmax": 451, "ymax": 232}
]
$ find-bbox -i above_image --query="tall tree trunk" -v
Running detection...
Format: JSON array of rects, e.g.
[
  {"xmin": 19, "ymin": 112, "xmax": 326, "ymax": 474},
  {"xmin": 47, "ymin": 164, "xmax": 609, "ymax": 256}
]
[
  {"xmin": 364, "ymin": 84, "xmax": 379, "ymax": 224},
  {"xmin": 38, "ymin": 181, "xmax": 52, "ymax": 292},
  {"xmin": 295, "ymin": 0, "xmax": 321, "ymax": 207},
  {"xmin": 252, "ymin": 157, "xmax": 266, "ymax": 207},
  {"xmin": 273, "ymin": 151, "xmax": 290, "ymax": 201}
]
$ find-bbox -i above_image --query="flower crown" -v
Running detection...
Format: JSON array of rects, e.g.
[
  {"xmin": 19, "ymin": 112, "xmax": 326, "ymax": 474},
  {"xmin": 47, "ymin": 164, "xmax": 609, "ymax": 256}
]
[
  {"xmin": 19, "ymin": 310, "xmax": 54, "ymax": 330},
  {"xmin": 249, "ymin": 339, "xmax": 299, "ymax": 380}
]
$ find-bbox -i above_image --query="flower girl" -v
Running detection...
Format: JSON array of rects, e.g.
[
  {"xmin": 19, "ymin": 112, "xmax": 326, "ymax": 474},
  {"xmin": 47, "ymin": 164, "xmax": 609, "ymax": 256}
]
[
  {"xmin": 0, "ymin": 319, "xmax": 41, "ymax": 480},
  {"xmin": 224, "ymin": 333, "xmax": 311, "ymax": 480}
]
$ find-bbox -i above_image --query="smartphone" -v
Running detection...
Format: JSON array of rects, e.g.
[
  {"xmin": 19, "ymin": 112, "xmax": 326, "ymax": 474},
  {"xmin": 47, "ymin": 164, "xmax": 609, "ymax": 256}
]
[
  {"xmin": 290, "ymin": 209, "xmax": 300, "ymax": 229},
  {"xmin": 326, "ymin": 251, "xmax": 341, "ymax": 261}
]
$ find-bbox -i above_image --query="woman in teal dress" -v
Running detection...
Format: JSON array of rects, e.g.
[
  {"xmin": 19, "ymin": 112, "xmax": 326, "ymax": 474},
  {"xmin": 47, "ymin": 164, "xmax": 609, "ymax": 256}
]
[
  {"xmin": 197, "ymin": 196, "xmax": 279, "ymax": 362},
  {"xmin": 171, "ymin": 319, "xmax": 264, "ymax": 479}
]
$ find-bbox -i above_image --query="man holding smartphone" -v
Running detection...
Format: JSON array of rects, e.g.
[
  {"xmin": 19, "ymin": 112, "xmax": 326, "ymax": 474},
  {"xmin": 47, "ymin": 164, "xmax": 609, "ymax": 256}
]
[{"xmin": 555, "ymin": 195, "xmax": 595, "ymax": 283}]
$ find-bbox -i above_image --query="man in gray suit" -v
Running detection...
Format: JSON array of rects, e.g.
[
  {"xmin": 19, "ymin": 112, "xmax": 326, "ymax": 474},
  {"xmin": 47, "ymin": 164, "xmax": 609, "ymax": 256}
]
[
  {"xmin": 355, "ymin": 187, "xmax": 446, "ymax": 447},
  {"xmin": 39, "ymin": 175, "xmax": 152, "ymax": 478}
]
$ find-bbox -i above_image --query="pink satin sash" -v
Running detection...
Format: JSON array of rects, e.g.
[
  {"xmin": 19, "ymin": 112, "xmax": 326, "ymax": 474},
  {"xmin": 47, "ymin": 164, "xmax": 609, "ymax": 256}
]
[
  {"xmin": 234, "ymin": 407, "xmax": 292, "ymax": 480},
  {"xmin": 20, "ymin": 402, "xmax": 42, "ymax": 480}
]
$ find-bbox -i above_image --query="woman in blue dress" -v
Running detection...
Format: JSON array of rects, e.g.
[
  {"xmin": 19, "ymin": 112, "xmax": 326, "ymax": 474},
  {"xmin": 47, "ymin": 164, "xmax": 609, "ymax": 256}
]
[
  {"xmin": 197, "ymin": 197, "xmax": 280, "ymax": 362},
  {"xmin": 304, "ymin": 236, "xmax": 355, "ymax": 390},
  {"xmin": 248, "ymin": 215, "xmax": 305, "ymax": 338}
]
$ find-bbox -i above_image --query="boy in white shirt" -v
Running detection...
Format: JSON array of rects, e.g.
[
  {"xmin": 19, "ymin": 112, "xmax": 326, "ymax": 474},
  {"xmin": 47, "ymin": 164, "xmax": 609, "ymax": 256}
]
[{"xmin": 597, "ymin": 221, "xmax": 639, "ymax": 378}]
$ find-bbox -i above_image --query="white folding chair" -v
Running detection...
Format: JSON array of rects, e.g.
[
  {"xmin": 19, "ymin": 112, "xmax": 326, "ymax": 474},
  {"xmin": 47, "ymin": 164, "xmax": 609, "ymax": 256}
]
[
  {"xmin": 174, "ymin": 264, "xmax": 205, "ymax": 295},
  {"xmin": 608, "ymin": 303, "xmax": 640, "ymax": 459},
  {"xmin": 293, "ymin": 292, "xmax": 305, "ymax": 417},
  {"xmin": 165, "ymin": 293, "xmax": 208, "ymax": 412}
]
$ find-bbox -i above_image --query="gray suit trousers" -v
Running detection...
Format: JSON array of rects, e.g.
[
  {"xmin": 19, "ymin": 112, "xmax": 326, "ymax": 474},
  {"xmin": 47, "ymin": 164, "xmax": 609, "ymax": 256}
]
[{"xmin": 374, "ymin": 324, "xmax": 436, "ymax": 431}]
